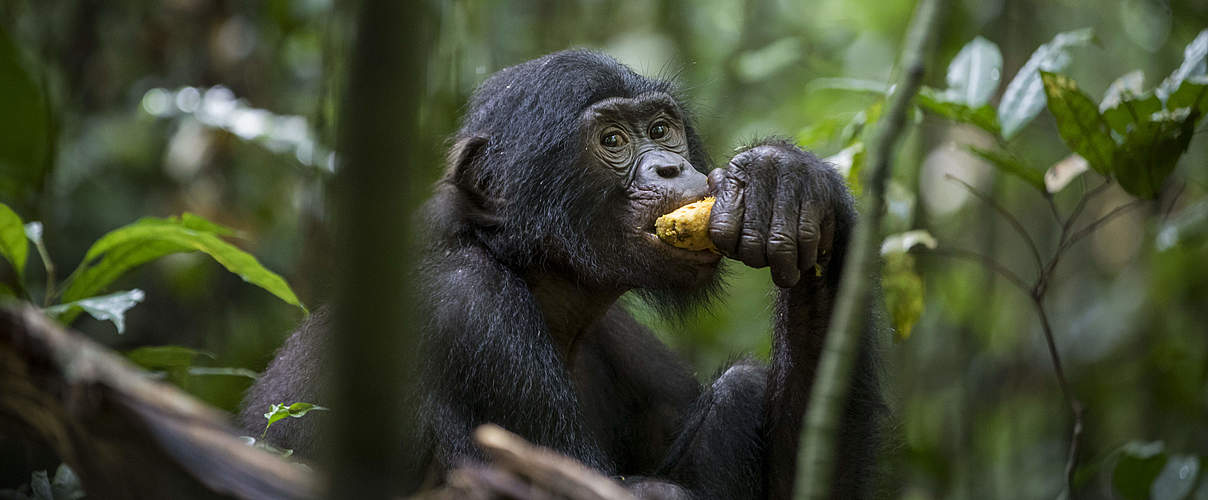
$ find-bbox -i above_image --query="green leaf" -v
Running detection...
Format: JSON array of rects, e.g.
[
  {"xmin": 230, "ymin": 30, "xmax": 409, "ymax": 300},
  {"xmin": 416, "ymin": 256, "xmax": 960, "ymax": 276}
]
[
  {"xmin": 797, "ymin": 116, "xmax": 847, "ymax": 151},
  {"xmin": 824, "ymin": 143, "xmax": 866, "ymax": 194},
  {"xmin": 125, "ymin": 345, "xmax": 215, "ymax": 370},
  {"xmin": 1040, "ymin": 71, "xmax": 1116, "ymax": 176},
  {"xmin": 60, "ymin": 214, "xmax": 305, "ymax": 314},
  {"xmin": 0, "ymin": 26, "xmax": 51, "ymax": 212},
  {"xmin": 0, "ymin": 202, "xmax": 27, "ymax": 282},
  {"xmin": 806, "ymin": 77, "xmax": 891, "ymax": 95},
  {"xmin": 881, "ymin": 252, "xmax": 925, "ymax": 342},
  {"xmin": 1113, "ymin": 441, "xmax": 1168, "ymax": 500},
  {"xmin": 916, "ymin": 89, "xmax": 1001, "ymax": 135},
  {"xmin": 262, "ymin": 402, "xmax": 328, "ymax": 439},
  {"xmin": 966, "ymin": 145, "xmax": 1046, "ymax": 192},
  {"xmin": 1151, "ymin": 455, "xmax": 1200, "ymax": 500},
  {"xmin": 840, "ymin": 101, "xmax": 885, "ymax": 147},
  {"xmin": 998, "ymin": 28, "xmax": 1095, "ymax": 139},
  {"xmin": 1112, "ymin": 109, "xmax": 1196, "ymax": 199},
  {"xmin": 1167, "ymin": 76, "xmax": 1208, "ymax": 119},
  {"xmin": 51, "ymin": 464, "xmax": 84, "ymax": 500},
  {"xmin": 942, "ymin": 36, "xmax": 1003, "ymax": 107},
  {"xmin": 187, "ymin": 367, "xmax": 259, "ymax": 379},
  {"xmin": 179, "ymin": 212, "xmax": 240, "ymax": 237},
  {"xmin": 1100, "ymin": 70, "xmax": 1145, "ymax": 113},
  {"xmin": 44, "ymin": 289, "xmax": 146, "ymax": 334},
  {"xmin": 285, "ymin": 402, "xmax": 327, "ymax": 417},
  {"xmin": 1103, "ymin": 91, "xmax": 1163, "ymax": 135},
  {"xmin": 1156, "ymin": 28, "xmax": 1208, "ymax": 102}
]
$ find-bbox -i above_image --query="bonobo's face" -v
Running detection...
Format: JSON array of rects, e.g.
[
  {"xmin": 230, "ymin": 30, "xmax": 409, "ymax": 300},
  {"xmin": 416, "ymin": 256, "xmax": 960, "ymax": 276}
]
[{"xmin": 582, "ymin": 92, "xmax": 721, "ymax": 287}]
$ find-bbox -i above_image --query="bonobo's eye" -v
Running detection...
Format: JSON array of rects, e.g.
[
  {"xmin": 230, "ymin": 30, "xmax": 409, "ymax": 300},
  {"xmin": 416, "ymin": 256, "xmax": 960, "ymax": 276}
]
[
  {"xmin": 600, "ymin": 129, "xmax": 628, "ymax": 149},
  {"xmin": 649, "ymin": 121, "xmax": 669, "ymax": 140}
]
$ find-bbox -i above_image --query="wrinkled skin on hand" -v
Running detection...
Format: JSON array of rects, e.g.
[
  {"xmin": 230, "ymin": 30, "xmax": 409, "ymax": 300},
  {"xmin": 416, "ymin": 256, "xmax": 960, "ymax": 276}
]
[{"xmin": 707, "ymin": 141, "xmax": 845, "ymax": 288}]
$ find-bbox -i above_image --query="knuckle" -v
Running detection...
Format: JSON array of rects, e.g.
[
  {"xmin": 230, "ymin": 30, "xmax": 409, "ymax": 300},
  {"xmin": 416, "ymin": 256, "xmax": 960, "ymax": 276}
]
[
  {"xmin": 767, "ymin": 230, "xmax": 795, "ymax": 247},
  {"xmin": 739, "ymin": 228, "xmax": 764, "ymax": 246}
]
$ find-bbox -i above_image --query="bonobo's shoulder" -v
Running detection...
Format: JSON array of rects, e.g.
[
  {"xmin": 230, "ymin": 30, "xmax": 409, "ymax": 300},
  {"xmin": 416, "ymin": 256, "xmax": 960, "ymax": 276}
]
[{"xmin": 418, "ymin": 243, "xmax": 527, "ymax": 308}]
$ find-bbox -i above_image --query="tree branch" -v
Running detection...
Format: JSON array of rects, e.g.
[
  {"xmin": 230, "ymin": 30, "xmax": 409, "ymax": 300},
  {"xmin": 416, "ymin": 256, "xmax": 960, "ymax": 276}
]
[{"xmin": 791, "ymin": 0, "xmax": 947, "ymax": 497}]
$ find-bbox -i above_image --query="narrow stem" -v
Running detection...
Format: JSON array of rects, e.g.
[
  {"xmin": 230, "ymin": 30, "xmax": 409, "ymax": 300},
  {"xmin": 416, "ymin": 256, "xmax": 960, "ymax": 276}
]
[
  {"xmin": 1032, "ymin": 299, "xmax": 1083, "ymax": 497},
  {"xmin": 945, "ymin": 174, "xmax": 1044, "ymax": 274},
  {"xmin": 921, "ymin": 248, "xmax": 1031, "ymax": 295},
  {"xmin": 32, "ymin": 235, "xmax": 56, "ymax": 306},
  {"xmin": 1061, "ymin": 201, "xmax": 1146, "ymax": 253}
]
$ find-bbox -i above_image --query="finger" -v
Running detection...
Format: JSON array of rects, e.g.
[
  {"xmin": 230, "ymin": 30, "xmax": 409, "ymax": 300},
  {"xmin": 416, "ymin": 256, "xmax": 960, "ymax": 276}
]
[
  {"xmin": 797, "ymin": 203, "xmax": 821, "ymax": 278},
  {"xmin": 768, "ymin": 183, "xmax": 801, "ymax": 288},
  {"xmin": 708, "ymin": 167, "xmax": 745, "ymax": 256},
  {"xmin": 736, "ymin": 160, "xmax": 775, "ymax": 269}
]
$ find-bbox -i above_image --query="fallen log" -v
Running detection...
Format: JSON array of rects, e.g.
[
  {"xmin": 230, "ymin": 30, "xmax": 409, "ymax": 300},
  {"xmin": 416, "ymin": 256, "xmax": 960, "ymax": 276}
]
[
  {"xmin": 0, "ymin": 304, "xmax": 641, "ymax": 500},
  {"xmin": 0, "ymin": 304, "xmax": 318, "ymax": 500}
]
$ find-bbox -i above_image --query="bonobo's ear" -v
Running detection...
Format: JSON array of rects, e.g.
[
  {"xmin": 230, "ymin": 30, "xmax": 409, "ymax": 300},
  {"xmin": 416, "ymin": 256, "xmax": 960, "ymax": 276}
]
[
  {"xmin": 445, "ymin": 134, "xmax": 500, "ymax": 224},
  {"xmin": 446, "ymin": 134, "xmax": 489, "ymax": 187},
  {"xmin": 446, "ymin": 134, "xmax": 488, "ymax": 192}
]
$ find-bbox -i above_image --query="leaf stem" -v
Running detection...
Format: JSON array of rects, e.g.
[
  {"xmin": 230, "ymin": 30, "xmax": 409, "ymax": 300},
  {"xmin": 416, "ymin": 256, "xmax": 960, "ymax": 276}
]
[{"xmin": 31, "ymin": 233, "xmax": 55, "ymax": 306}]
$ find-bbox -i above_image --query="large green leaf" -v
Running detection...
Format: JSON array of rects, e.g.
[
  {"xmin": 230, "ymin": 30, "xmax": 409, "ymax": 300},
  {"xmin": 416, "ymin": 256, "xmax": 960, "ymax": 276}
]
[
  {"xmin": 1112, "ymin": 109, "xmax": 1196, "ymax": 199},
  {"xmin": 998, "ymin": 28, "xmax": 1095, "ymax": 139},
  {"xmin": 44, "ymin": 289, "xmax": 146, "ymax": 334},
  {"xmin": 1040, "ymin": 71, "xmax": 1116, "ymax": 176},
  {"xmin": 1113, "ymin": 442, "xmax": 1168, "ymax": 500},
  {"xmin": 60, "ymin": 214, "xmax": 305, "ymax": 312},
  {"xmin": 0, "ymin": 202, "xmax": 27, "ymax": 282},
  {"xmin": 966, "ymin": 145, "xmax": 1046, "ymax": 192},
  {"xmin": 1102, "ymin": 91, "xmax": 1163, "ymax": 135},
  {"xmin": 1150, "ymin": 455, "xmax": 1200, "ymax": 500},
  {"xmin": 0, "ymin": 26, "xmax": 50, "ymax": 213},
  {"xmin": 1167, "ymin": 76, "xmax": 1208, "ymax": 119},
  {"xmin": 126, "ymin": 345, "xmax": 215, "ymax": 370},
  {"xmin": 917, "ymin": 89, "xmax": 1001, "ymax": 135},
  {"xmin": 941, "ymin": 36, "xmax": 1003, "ymax": 107},
  {"xmin": 1156, "ymin": 28, "xmax": 1208, "ymax": 102}
]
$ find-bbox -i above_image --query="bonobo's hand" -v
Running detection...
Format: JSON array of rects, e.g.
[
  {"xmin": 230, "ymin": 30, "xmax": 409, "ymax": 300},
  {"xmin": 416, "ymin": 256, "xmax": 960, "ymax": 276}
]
[{"xmin": 708, "ymin": 142, "xmax": 847, "ymax": 288}]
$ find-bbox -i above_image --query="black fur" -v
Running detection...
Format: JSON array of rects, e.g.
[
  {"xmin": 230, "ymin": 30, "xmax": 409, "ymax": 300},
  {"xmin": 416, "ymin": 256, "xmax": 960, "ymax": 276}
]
[{"xmin": 239, "ymin": 50, "xmax": 882, "ymax": 499}]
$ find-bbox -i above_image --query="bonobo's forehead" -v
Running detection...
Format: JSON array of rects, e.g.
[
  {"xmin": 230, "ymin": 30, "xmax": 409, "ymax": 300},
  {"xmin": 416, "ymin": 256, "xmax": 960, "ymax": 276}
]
[{"xmin": 584, "ymin": 92, "xmax": 682, "ymax": 122}]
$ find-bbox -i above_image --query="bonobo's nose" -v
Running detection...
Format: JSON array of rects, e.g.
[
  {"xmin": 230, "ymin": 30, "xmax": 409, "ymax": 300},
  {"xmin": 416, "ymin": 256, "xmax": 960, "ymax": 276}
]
[{"xmin": 636, "ymin": 150, "xmax": 708, "ymax": 198}]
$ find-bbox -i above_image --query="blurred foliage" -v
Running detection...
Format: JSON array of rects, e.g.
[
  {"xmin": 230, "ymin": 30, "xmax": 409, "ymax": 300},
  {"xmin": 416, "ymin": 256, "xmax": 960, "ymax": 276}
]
[{"xmin": 0, "ymin": 0, "xmax": 1207, "ymax": 498}]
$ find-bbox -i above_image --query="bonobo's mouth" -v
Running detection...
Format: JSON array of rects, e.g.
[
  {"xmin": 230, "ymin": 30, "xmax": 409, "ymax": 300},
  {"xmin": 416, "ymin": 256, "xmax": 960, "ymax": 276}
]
[{"xmin": 641, "ymin": 230, "xmax": 723, "ymax": 264}]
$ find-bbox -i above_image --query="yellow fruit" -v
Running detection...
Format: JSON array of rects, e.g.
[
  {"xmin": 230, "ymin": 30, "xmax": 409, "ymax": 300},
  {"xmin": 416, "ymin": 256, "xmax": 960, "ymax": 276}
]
[{"xmin": 654, "ymin": 197, "xmax": 716, "ymax": 251}]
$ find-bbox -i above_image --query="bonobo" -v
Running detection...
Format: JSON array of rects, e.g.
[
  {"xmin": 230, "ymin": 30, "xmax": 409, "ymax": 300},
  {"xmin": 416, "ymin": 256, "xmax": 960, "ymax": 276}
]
[{"xmin": 239, "ymin": 50, "xmax": 882, "ymax": 499}]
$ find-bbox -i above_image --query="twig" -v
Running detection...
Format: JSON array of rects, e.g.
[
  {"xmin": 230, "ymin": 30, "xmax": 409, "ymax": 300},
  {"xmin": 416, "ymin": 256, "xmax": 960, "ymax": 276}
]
[
  {"xmin": 1062, "ymin": 180, "xmax": 1110, "ymax": 237},
  {"xmin": 791, "ymin": 0, "xmax": 947, "ymax": 498},
  {"xmin": 1045, "ymin": 194, "xmax": 1062, "ymax": 224},
  {"xmin": 1061, "ymin": 201, "xmax": 1146, "ymax": 252},
  {"xmin": 1163, "ymin": 181, "xmax": 1186, "ymax": 223},
  {"xmin": 944, "ymin": 174, "xmax": 1044, "ymax": 274},
  {"xmin": 919, "ymin": 248, "xmax": 1031, "ymax": 296}
]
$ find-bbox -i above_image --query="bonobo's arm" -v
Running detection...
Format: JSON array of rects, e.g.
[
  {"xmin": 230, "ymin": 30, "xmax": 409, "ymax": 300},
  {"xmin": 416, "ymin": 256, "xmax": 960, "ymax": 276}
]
[{"xmin": 708, "ymin": 140, "xmax": 881, "ymax": 499}]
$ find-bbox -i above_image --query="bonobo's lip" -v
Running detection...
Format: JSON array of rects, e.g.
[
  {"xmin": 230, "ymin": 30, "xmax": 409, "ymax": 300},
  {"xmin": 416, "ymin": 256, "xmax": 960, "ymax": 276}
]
[{"xmin": 641, "ymin": 231, "xmax": 723, "ymax": 264}]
